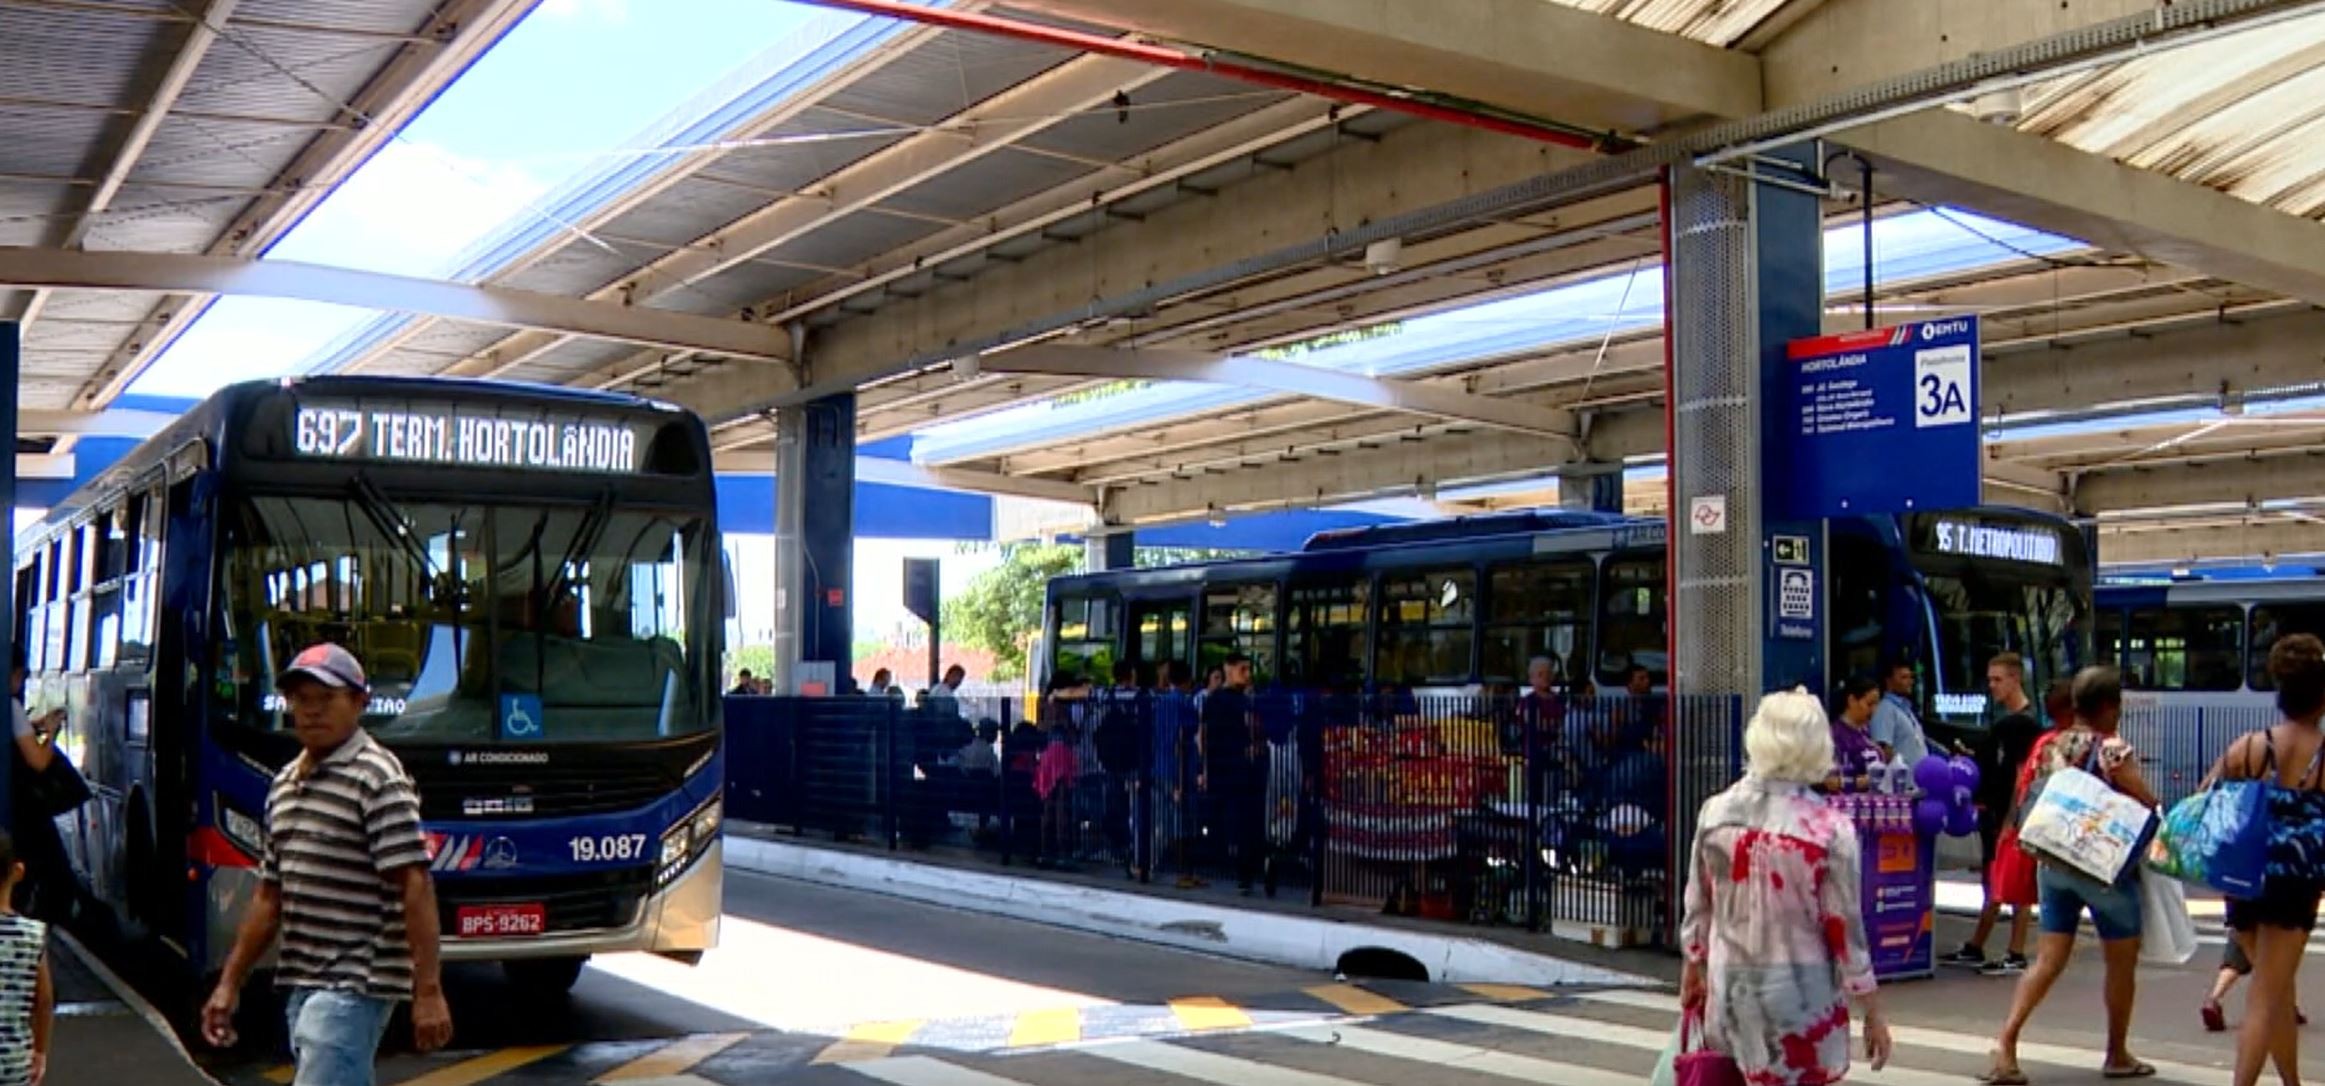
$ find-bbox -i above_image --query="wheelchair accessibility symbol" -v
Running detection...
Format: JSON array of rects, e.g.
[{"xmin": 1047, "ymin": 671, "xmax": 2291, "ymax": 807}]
[{"xmin": 499, "ymin": 694, "xmax": 544, "ymax": 741}]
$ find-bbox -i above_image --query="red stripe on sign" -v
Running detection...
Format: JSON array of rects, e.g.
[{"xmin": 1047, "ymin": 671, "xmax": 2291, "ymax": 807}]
[{"xmin": 1786, "ymin": 325, "xmax": 1908, "ymax": 360}]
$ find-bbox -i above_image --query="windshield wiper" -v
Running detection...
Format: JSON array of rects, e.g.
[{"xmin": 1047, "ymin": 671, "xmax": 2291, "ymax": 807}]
[
  {"xmin": 349, "ymin": 472, "xmax": 444, "ymax": 583},
  {"xmin": 544, "ymin": 487, "xmax": 616, "ymax": 613}
]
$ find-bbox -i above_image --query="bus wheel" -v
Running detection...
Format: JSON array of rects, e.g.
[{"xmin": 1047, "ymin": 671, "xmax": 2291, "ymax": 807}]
[{"xmin": 502, "ymin": 956, "xmax": 587, "ymax": 994}]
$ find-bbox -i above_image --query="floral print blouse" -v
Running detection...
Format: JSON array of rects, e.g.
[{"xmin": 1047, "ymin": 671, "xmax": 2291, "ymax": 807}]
[{"xmin": 1682, "ymin": 777, "xmax": 1876, "ymax": 1086}]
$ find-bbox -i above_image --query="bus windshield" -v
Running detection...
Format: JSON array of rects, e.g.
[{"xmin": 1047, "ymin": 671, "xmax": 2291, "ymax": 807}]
[
  {"xmin": 217, "ymin": 492, "xmax": 713, "ymax": 744},
  {"xmin": 1921, "ymin": 570, "xmax": 2085, "ymax": 718}
]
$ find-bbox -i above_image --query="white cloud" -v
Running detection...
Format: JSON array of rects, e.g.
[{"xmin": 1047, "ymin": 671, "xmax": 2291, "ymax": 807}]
[{"xmin": 541, "ymin": 0, "xmax": 631, "ymax": 24}]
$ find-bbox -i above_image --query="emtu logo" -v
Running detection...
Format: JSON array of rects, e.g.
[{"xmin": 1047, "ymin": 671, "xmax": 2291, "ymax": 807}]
[{"xmin": 1920, "ymin": 319, "xmax": 1973, "ymax": 340}]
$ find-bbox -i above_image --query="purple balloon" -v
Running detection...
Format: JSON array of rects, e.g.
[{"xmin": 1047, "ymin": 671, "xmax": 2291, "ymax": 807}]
[
  {"xmin": 1951, "ymin": 755, "xmax": 1981, "ymax": 792},
  {"xmin": 1913, "ymin": 755, "xmax": 1954, "ymax": 795},
  {"xmin": 1913, "ymin": 796, "xmax": 1950, "ymax": 837},
  {"xmin": 1945, "ymin": 799, "xmax": 1979, "ymax": 838}
]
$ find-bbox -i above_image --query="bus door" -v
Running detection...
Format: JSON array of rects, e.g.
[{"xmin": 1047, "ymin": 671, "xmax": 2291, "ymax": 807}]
[{"xmin": 1128, "ymin": 599, "xmax": 1192, "ymax": 679}]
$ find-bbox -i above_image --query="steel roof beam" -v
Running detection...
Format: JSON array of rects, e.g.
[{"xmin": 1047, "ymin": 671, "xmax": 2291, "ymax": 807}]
[
  {"xmin": 2075, "ymin": 451, "xmax": 2325, "ymax": 514},
  {"xmin": 17, "ymin": 407, "xmax": 176, "ymax": 438},
  {"xmin": 2097, "ymin": 518, "xmax": 2325, "ymax": 566},
  {"xmin": 0, "ymin": 247, "xmax": 791, "ymax": 361},
  {"xmin": 336, "ymin": 13, "xmax": 955, "ymax": 377},
  {"xmin": 77, "ymin": 0, "xmax": 541, "ymax": 411},
  {"xmin": 438, "ymin": 53, "xmax": 1173, "ymax": 381},
  {"xmin": 12, "ymin": 0, "xmax": 238, "ymax": 330},
  {"xmin": 982, "ymin": 345, "xmax": 1582, "ymax": 442},
  {"xmin": 701, "ymin": 449, "xmax": 1097, "ymax": 505},
  {"xmin": 659, "ymin": 114, "xmax": 1603, "ymax": 422}
]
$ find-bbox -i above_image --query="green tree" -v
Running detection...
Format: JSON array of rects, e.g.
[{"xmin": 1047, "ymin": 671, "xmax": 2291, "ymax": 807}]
[
  {"xmin": 941, "ymin": 543, "xmax": 1082, "ymax": 680},
  {"xmin": 725, "ymin": 643, "xmax": 774, "ymax": 684}
]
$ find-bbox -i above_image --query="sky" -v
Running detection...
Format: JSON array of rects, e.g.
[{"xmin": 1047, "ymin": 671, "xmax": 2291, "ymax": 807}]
[{"xmin": 130, "ymin": 0, "xmax": 837, "ymax": 397}]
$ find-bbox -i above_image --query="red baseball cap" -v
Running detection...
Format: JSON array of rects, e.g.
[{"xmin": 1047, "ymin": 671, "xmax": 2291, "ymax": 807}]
[{"xmin": 279, "ymin": 643, "xmax": 367, "ymax": 691}]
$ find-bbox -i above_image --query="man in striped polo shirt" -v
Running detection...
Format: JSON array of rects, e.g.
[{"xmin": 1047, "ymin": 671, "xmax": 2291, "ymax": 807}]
[{"xmin": 201, "ymin": 643, "xmax": 453, "ymax": 1083}]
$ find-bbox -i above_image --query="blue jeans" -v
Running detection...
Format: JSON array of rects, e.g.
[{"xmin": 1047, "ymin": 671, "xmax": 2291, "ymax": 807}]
[
  {"xmin": 286, "ymin": 988, "xmax": 395, "ymax": 1086},
  {"xmin": 2036, "ymin": 864, "xmax": 2144, "ymax": 942}
]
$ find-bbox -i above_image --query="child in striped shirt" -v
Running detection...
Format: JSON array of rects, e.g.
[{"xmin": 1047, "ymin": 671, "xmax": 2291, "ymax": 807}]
[{"xmin": 0, "ymin": 830, "xmax": 54, "ymax": 1085}]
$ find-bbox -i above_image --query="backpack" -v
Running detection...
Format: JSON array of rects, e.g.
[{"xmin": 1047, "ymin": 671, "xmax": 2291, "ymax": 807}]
[{"xmin": 1093, "ymin": 688, "xmax": 1145, "ymax": 774}]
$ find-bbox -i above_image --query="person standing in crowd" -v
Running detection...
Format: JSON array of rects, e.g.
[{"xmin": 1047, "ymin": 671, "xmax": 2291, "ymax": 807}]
[
  {"xmin": 2206, "ymin": 633, "xmax": 2325, "ymax": 1086},
  {"xmin": 1032, "ymin": 718, "xmax": 1081, "ymax": 868},
  {"xmin": 866, "ymin": 668, "xmax": 896, "ymax": 697},
  {"xmin": 1092, "ymin": 660, "xmax": 1149, "ymax": 876},
  {"xmin": 1828, "ymin": 674, "xmax": 1886, "ymax": 787},
  {"xmin": 2204, "ymin": 938, "xmax": 2307, "ymax": 1034},
  {"xmin": 1679, "ymin": 688, "xmax": 1893, "ymax": 1085},
  {"xmin": 203, "ymin": 644, "xmax": 451, "ymax": 1083},
  {"xmin": 1199, "ymin": 653, "xmax": 1265, "ymax": 896},
  {"xmin": 926, "ymin": 664, "xmax": 967, "ymax": 721},
  {"xmin": 1869, "ymin": 660, "xmax": 1930, "ymax": 765},
  {"xmin": 0, "ymin": 831, "xmax": 53, "ymax": 1086},
  {"xmin": 1150, "ymin": 662, "xmax": 1200, "ymax": 888},
  {"xmin": 1980, "ymin": 666, "xmax": 2158, "ymax": 1085},
  {"xmin": 9, "ymin": 651, "xmax": 75, "ymax": 922},
  {"xmin": 1942, "ymin": 652, "xmax": 2043, "ymax": 975},
  {"xmin": 728, "ymin": 669, "xmax": 758, "ymax": 696}
]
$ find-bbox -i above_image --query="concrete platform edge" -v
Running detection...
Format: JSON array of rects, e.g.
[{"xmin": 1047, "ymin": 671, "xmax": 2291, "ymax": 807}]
[
  {"xmin": 52, "ymin": 926, "xmax": 214, "ymax": 1084},
  {"xmin": 722, "ymin": 833, "xmax": 1656, "ymax": 988}
]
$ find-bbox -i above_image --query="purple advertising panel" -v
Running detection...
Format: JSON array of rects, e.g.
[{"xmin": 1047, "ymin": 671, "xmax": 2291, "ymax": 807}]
[{"xmin": 1862, "ymin": 827, "xmax": 1935, "ymax": 981}]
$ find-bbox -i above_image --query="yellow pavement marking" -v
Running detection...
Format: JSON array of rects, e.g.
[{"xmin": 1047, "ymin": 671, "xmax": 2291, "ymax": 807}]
[
  {"xmin": 1168, "ymin": 996, "xmax": 1254, "ymax": 1032},
  {"xmin": 261, "ymin": 1066, "xmax": 295, "ymax": 1084},
  {"xmin": 1006, "ymin": 1006, "xmax": 1084, "ymax": 1048},
  {"xmin": 398, "ymin": 1046, "xmax": 568, "ymax": 1086},
  {"xmin": 1303, "ymin": 983, "xmax": 1408, "ymax": 1017},
  {"xmin": 595, "ymin": 1032, "xmax": 752, "ymax": 1081},
  {"xmin": 813, "ymin": 1019, "xmax": 926, "ymax": 1065},
  {"xmin": 1458, "ymin": 983, "xmax": 1548, "ymax": 1003}
]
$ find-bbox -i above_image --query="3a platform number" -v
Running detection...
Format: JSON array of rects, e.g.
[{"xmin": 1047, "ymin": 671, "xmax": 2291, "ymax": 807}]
[
  {"xmin": 569, "ymin": 834, "xmax": 647, "ymax": 863},
  {"xmin": 1913, "ymin": 344, "xmax": 1973, "ymax": 428}
]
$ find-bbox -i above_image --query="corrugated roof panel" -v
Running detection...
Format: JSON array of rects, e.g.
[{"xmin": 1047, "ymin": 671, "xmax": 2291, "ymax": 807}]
[
  {"xmin": 501, "ymin": 338, "xmax": 638, "ymax": 384},
  {"xmin": 647, "ymin": 262, "xmax": 820, "ymax": 317},
  {"xmin": 758, "ymin": 209, "xmax": 944, "ymax": 273},
  {"xmin": 176, "ymin": 24, "xmax": 398, "ymax": 121},
  {"xmin": 876, "ymin": 146, "xmax": 1090, "ymax": 222},
  {"xmin": 126, "ymin": 117, "xmax": 310, "ymax": 187},
  {"xmin": 363, "ymin": 349, "xmax": 444, "ymax": 378},
  {"xmin": 0, "ymin": 106, "xmax": 117, "ymax": 178},
  {"xmin": 81, "ymin": 203, "xmax": 239, "ymax": 252},
  {"xmin": 0, "ymin": 6, "xmax": 174, "ymax": 105},
  {"xmin": 1018, "ymin": 73, "xmax": 1291, "ymax": 165},
  {"xmin": 596, "ymin": 177, "xmax": 773, "ymax": 248},
  {"xmin": 492, "ymin": 240, "xmax": 643, "ymax": 297},
  {"xmin": 685, "ymin": 107, "xmax": 913, "ymax": 209},
  {"xmin": 401, "ymin": 321, "xmax": 509, "ymax": 358},
  {"xmin": 821, "ymin": 29, "xmax": 1073, "ymax": 127},
  {"xmin": 1542, "ymin": 0, "xmax": 1799, "ymax": 46},
  {"xmin": 38, "ymin": 290, "xmax": 172, "ymax": 323},
  {"xmin": 236, "ymin": 0, "xmax": 439, "ymax": 35}
]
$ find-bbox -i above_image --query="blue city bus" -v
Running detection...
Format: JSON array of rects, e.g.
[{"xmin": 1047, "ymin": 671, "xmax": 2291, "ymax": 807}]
[
  {"xmin": 2091, "ymin": 575, "xmax": 2325, "ymax": 801},
  {"xmin": 1040, "ymin": 506, "xmax": 2091, "ymax": 745},
  {"xmin": 12, "ymin": 377, "xmax": 725, "ymax": 997}
]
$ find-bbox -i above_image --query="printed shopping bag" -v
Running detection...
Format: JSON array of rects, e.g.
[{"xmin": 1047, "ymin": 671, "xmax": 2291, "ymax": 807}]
[
  {"xmin": 2146, "ymin": 779, "xmax": 2268, "ymax": 898},
  {"xmin": 2018, "ymin": 765, "xmax": 2155, "ymax": 884},
  {"xmin": 2138, "ymin": 874, "xmax": 2199, "ymax": 965}
]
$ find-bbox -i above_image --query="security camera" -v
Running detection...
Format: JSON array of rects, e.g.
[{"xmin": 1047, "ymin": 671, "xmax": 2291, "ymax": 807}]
[
  {"xmin": 1970, "ymin": 87, "xmax": 2024, "ymax": 126},
  {"xmin": 1364, "ymin": 237, "xmax": 1403, "ymax": 276}
]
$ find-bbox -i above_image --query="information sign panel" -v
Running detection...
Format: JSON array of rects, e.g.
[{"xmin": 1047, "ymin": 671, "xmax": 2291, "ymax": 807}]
[{"xmin": 1777, "ymin": 318, "xmax": 1981, "ymax": 519}]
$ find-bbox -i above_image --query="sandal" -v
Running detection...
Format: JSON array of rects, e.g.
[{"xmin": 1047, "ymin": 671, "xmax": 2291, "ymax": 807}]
[
  {"xmin": 2103, "ymin": 1061, "xmax": 2157, "ymax": 1079},
  {"xmin": 1977, "ymin": 1069, "xmax": 2030, "ymax": 1085},
  {"xmin": 2200, "ymin": 999, "xmax": 2226, "ymax": 1033}
]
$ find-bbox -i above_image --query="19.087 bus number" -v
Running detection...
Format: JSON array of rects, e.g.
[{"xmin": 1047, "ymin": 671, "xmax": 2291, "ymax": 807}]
[{"xmin": 568, "ymin": 834, "xmax": 647, "ymax": 863}]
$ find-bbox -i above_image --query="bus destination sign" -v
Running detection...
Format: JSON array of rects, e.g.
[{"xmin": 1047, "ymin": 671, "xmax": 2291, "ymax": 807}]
[
  {"xmin": 294, "ymin": 405, "xmax": 641, "ymax": 474},
  {"xmin": 1931, "ymin": 520, "xmax": 2062, "ymax": 566}
]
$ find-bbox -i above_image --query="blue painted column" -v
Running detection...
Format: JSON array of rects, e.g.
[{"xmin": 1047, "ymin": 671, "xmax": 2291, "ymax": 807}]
[
  {"xmin": 1751, "ymin": 147, "xmax": 1830, "ymax": 698},
  {"xmin": 771, "ymin": 392, "xmax": 855, "ymax": 694},
  {"xmin": 1085, "ymin": 529, "xmax": 1134, "ymax": 572}
]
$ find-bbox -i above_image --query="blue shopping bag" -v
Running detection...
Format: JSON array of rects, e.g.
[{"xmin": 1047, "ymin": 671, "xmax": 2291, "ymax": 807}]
[{"xmin": 2148, "ymin": 778, "xmax": 2268, "ymax": 898}]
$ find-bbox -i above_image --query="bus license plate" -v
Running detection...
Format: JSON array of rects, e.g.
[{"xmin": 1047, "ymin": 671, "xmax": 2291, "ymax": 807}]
[{"xmin": 456, "ymin": 904, "xmax": 545, "ymax": 938}]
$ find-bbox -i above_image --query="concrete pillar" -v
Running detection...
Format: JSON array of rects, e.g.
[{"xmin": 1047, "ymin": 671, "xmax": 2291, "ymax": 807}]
[
  {"xmin": 771, "ymin": 392, "xmax": 855, "ymax": 695},
  {"xmin": 1557, "ymin": 464, "xmax": 1625, "ymax": 514},
  {"xmin": 1084, "ymin": 528, "xmax": 1134, "ymax": 572}
]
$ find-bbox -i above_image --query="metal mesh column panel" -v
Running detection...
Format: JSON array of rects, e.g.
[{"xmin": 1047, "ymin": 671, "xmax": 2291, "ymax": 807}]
[
  {"xmin": 771, "ymin": 405, "xmax": 807, "ymax": 693},
  {"xmin": 1664, "ymin": 165, "xmax": 1763, "ymax": 944},
  {"xmin": 1667, "ymin": 165, "xmax": 1762, "ymax": 703}
]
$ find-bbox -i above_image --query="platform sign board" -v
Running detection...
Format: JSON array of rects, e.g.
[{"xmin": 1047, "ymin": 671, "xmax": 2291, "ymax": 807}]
[{"xmin": 1776, "ymin": 317, "xmax": 1981, "ymax": 520}]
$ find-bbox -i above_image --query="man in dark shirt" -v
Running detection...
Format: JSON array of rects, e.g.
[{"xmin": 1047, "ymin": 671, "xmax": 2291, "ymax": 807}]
[
  {"xmin": 1198, "ymin": 653, "xmax": 1265, "ymax": 895},
  {"xmin": 1940, "ymin": 651, "xmax": 2043, "ymax": 975}
]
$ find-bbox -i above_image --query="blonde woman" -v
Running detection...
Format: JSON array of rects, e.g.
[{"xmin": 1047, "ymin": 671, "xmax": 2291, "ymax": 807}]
[{"xmin": 1681, "ymin": 689, "xmax": 1894, "ymax": 1085}]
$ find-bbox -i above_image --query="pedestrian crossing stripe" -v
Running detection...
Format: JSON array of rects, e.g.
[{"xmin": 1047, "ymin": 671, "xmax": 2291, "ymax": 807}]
[
  {"xmin": 814, "ymin": 1021, "xmax": 928, "ymax": 1066},
  {"xmin": 1575, "ymin": 989, "xmax": 2232, "ymax": 1086},
  {"xmin": 1280, "ymin": 1022, "xmax": 1635, "ymax": 1086}
]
